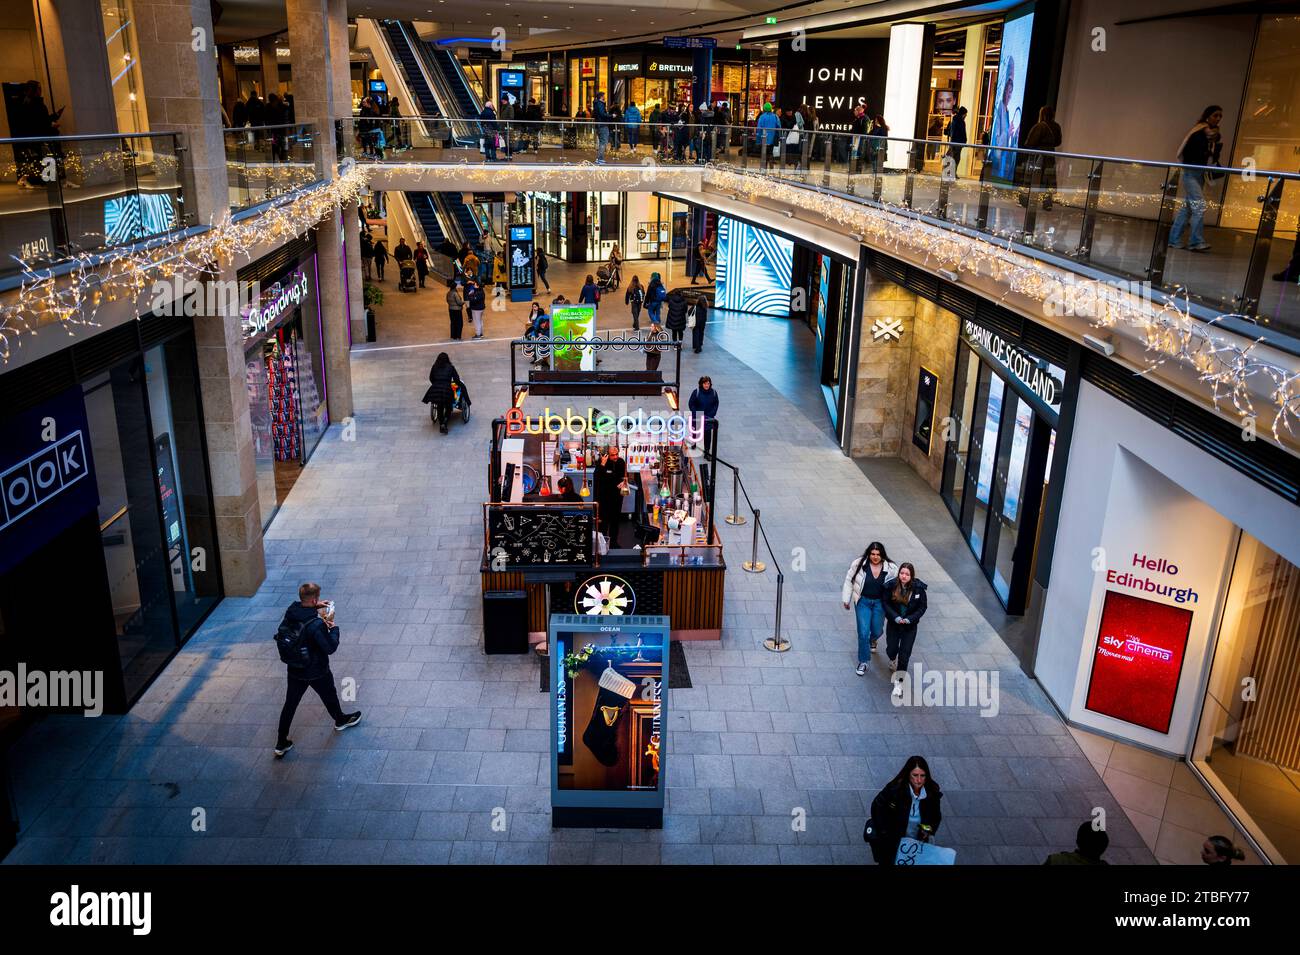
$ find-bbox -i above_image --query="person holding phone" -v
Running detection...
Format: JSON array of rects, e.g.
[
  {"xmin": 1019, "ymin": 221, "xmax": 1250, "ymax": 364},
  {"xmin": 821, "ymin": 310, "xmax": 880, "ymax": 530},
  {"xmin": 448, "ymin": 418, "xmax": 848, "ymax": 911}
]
[
  {"xmin": 883, "ymin": 561, "xmax": 928, "ymax": 697},
  {"xmin": 593, "ymin": 444, "xmax": 628, "ymax": 548},
  {"xmin": 273, "ymin": 582, "xmax": 361, "ymax": 758},
  {"xmin": 867, "ymin": 755, "xmax": 943, "ymax": 865}
]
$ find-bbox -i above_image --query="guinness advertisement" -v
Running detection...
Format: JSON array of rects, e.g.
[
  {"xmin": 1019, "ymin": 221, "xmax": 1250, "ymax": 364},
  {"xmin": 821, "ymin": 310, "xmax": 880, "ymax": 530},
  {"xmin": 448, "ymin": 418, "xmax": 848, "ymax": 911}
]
[
  {"xmin": 646, "ymin": 56, "xmax": 693, "ymax": 78},
  {"xmin": 775, "ymin": 38, "xmax": 888, "ymax": 132}
]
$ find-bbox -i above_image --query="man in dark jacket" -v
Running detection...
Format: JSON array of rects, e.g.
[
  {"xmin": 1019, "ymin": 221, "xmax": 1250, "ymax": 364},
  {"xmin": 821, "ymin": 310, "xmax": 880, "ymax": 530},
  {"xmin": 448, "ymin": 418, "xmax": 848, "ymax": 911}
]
[
  {"xmin": 944, "ymin": 106, "xmax": 968, "ymax": 170},
  {"xmin": 689, "ymin": 294, "xmax": 709, "ymax": 353},
  {"xmin": 274, "ymin": 582, "xmax": 361, "ymax": 757},
  {"xmin": 664, "ymin": 288, "xmax": 689, "ymax": 342}
]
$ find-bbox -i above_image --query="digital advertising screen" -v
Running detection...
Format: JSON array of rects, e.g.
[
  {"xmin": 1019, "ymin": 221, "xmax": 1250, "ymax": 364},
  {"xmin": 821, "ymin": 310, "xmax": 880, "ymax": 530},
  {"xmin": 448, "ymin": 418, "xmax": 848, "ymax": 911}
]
[
  {"xmin": 551, "ymin": 304, "xmax": 596, "ymax": 371},
  {"xmin": 987, "ymin": 7, "xmax": 1034, "ymax": 182},
  {"xmin": 714, "ymin": 216, "xmax": 794, "ymax": 316},
  {"xmin": 551, "ymin": 615, "xmax": 669, "ymax": 823},
  {"xmin": 507, "ymin": 224, "xmax": 534, "ymax": 301},
  {"xmin": 1085, "ymin": 590, "xmax": 1193, "ymax": 734}
]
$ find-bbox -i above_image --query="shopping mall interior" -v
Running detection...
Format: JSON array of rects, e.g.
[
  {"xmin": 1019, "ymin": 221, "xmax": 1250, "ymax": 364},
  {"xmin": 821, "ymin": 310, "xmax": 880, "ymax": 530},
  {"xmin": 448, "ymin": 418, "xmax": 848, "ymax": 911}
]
[{"xmin": 0, "ymin": 0, "xmax": 1297, "ymax": 886}]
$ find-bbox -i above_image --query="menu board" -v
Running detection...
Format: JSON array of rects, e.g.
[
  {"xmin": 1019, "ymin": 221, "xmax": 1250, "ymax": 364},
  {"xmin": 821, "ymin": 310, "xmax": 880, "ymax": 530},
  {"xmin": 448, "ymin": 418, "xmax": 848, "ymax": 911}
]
[
  {"xmin": 488, "ymin": 504, "xmax": 595, "ymax": 568},
  {"xmin": 508, "ymin": 224, "xmax": 534, "ymax": 301}
]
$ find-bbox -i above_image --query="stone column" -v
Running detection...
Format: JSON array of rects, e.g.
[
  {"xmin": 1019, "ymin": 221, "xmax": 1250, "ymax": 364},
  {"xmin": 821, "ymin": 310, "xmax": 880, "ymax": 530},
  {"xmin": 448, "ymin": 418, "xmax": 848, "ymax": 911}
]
[
  {"xmin": 259, "ymin": 35, "xmax": 280, "ymax": 99},
  {"xmin": 344, "ymin": 202, "xmax": 367, "ymax": 342},
  {"xmin": 957, "ymin": 24, "xmax": 986, "ymax": 179},
  {"xmin": 850, "ymin": 271, "xmax": 916, "ymax": 457},
  {"xmin": 37, "ymin": 0, "xmax": 119, "ymax": 135},
  {"xmin": 217, "ymin": 45, "xmax": 239, "ymax": 116},
  {"xmin": 134, "ymin": 0, "xmax": 265, "ymax": 595},
  {"xmin": 286, "ymin": 0, "xmax": 353, "ymax": 420}
]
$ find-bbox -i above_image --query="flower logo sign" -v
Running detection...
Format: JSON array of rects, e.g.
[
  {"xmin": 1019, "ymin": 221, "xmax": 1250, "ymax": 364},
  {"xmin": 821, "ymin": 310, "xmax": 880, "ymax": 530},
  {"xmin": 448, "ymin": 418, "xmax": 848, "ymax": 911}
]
[{"xmin": 576, "ymin": 574, "xmax": 636, "ymax": 616}]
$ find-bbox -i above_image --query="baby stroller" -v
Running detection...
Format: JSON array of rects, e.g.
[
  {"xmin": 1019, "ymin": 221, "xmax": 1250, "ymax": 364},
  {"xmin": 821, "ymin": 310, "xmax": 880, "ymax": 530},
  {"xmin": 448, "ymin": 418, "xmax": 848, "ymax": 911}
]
[
  {"xmin": 397, "ymin": 260, "xmax": 417, "ymax": 293},
  {"xmin": 597, "ymin": 261, "xmax": 621, "ymax": 292}
]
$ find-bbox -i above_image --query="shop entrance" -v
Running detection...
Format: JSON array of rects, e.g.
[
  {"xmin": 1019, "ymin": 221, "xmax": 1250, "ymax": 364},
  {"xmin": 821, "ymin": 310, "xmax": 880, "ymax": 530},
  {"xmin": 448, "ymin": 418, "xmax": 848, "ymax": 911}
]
[{"xmin": 941, "ymin": 341, "xmax": 1058, "ymax": 614}]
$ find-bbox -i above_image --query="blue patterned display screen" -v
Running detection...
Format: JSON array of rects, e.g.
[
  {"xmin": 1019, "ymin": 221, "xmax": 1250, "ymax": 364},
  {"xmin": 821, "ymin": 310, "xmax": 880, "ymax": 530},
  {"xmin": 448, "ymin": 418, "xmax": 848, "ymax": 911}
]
[{"xmin": 714, "ymin": 216, "xmax": 794, "ymax": 316}]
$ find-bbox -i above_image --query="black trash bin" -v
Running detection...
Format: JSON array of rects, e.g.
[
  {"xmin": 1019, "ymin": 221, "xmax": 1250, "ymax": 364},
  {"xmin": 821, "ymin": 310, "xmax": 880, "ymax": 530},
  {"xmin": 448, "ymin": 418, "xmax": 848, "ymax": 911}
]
[{"xmin": 365, "ymin": 307, "xmax": 377, "ymax": 343}]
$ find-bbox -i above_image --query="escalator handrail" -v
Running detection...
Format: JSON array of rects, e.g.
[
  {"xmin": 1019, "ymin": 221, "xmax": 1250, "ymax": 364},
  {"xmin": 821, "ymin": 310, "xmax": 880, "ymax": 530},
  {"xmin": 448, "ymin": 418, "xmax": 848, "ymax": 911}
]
[
  {"xmin": 380, "ymin": 21, "xmax": 455, "ymax": 144},
  {"xmin": 406, "ymin": 26, "xmax": 480, "ymax": 144}
]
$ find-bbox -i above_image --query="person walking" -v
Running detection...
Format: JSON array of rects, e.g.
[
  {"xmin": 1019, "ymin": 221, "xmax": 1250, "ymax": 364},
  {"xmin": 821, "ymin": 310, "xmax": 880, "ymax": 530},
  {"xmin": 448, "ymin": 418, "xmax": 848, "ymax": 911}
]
[
  {"xmin": 1045, "ymin": 822, "xmax": 1110, "ymax": 865},
  {"xmin": 1202, "ymin": 836, "xmax": 1246, "ymax": 866},
  {"xmin": 445, "ymin": 278, "xmax": 465, "ymax": 340},
  {"xmin": 1169, "ymin": 105, "xmax": 1223, "ymax": 253},
  {"xmin": 644, "ymin": 321, "xmax": 663, "ymax": 371},
  {"xmin": 535, "ymin": 247, "xmax": 550, "ymax": 291},
  {"xmin": 414, "ymin": 241, "xmax": 429, "ymax": 288},
  {"xmin": 1022, "ymin": 105, "xmax": 1063, "ymax": 209},
  {"xmin": 579, "ymin": 273, "xmax": 601, "ymax": 311},
  {"xmin": 868, "ymin": 115, "xmax": 889, "ymax": 174},
  {"xmin": 466, "ymin": 278, "xmax": 487, "ymax": 339},
  {"xmin": 593, "ymin": 443, "xmax": 628, "ymax": 547},
  {"xmin": 625, "ymin": 275, "xmax": 645, "ymax": 330},
  {"xmin": 645, "ymin": 271, "xmax": 667, "ymax": 326},
  {"xmin": 273, "ymin": 582, "xmax": 362, "ymax": 758},
  {"xmin": 841, "ymin": 541, "xmax": 898, "ymax": 676},
  {"xmin": 688, "ymin": 375, "xmax": 718, "ymax": 454},
  {"xmin": 756, "ymin": 102, "xmax": 782, "ymax": 171},
  {"xmin": 371, "ymin": 237, "xmax": 389, "ymax": 281},
  {"xmin": 480, "ymin": 101, "xmax": 499, "ymax": 161},
  {"xmin": 867, "ymin": 756, "xmax": 943, "ymax": 866},
  {"xmin": 665, "ymin": 287, "xmax": 688, "ymax": 342},
  {"xmin": 393, "ymin": 236, "xmax": 413, "ymax": 268},
  {"xmin": 424, "ymin": 352, "xmax": 463, "ymax": 434},
  {"xmin": 593, "ymin": 91, "xmax": 612, "ymax": 163},
  {"xmin": 944, "ymin": 105, "xmax": 968, "ymax": 173},
  {"xmin": 463, "ymin": 246, "xmax": 481, "ymax": 285},
  {"xmin": 883, "ymin": 561, "xmax": 928, "ymax": 696},
  {"xmin": 498, "ymin": 95, "xmax": 515, "ymax": 159},
  {"xmin": 624, "ymin": 100, "xmax": 642, "ymax": 151},
  {"xmin": 359, "ymin": 230, "xmax": 374, "ymax": 279},
  {"xmin": 690, "ymin": 239, "xmax": 712, "ymax": 284},
  {"xmin": 689, "ymin": 292, "xmax": 709, "ymax": 353}
]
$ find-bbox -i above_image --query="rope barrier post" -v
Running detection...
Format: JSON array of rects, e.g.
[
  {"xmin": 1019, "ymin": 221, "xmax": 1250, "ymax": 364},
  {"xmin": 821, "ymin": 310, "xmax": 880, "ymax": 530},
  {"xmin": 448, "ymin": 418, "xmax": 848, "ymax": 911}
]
[
  {"xmin": 725, "ymin": 467, "xmax": 746, "ymax": 525},
  {"xmin": 742, "ymin": 508, "xmax": 766, "ymax": 574},
  {"xmin": 763, "ymin": 572, "xmax": 789, "ymax": 653}
]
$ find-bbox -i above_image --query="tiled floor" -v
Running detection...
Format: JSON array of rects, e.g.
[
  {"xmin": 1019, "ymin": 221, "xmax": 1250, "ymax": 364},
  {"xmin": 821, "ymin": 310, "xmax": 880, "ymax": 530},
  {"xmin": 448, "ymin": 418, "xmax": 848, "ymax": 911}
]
[
  {"xmin": 1070, "ymin": 727, "xmax": 1264, "ymax": 866},
  {"xmin": 4, "ymin": 296, "xmax": 1161, "ymax": 866}
]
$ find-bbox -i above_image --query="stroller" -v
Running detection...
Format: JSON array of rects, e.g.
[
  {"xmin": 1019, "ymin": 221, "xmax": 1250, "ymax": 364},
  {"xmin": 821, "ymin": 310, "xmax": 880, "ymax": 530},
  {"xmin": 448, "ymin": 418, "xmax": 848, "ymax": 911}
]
[
  {"xmin": 397, "ymin": 260, "xmax": 417, "ymax": 293},
  {"xmin": 597, "ymin": 260, "xmax": 621, "ymax": 292}
]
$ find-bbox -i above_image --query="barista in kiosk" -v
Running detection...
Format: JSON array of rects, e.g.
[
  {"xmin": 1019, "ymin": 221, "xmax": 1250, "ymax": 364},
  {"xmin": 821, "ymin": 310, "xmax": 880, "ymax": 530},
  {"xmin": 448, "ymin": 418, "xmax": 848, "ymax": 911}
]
[
  {"xmin": 593, "ymin": 444, "xmax": 629, "ymax": 547},
  {"xmin": 555, "ymin": 475, "xmax": 583, "ymax": 503}
]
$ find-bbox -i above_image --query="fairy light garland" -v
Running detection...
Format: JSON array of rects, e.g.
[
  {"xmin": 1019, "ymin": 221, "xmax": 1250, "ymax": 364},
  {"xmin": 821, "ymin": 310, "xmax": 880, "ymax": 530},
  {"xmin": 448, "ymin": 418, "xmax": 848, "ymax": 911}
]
[{"xmin": 2, "ymin": 156, "xmax": 1296, "ymax": 442}]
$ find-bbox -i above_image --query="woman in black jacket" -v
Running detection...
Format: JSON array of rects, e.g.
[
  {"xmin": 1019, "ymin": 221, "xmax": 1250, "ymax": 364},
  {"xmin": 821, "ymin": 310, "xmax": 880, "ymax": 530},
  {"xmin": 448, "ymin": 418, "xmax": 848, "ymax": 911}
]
[
  {"xmin": 868, "ymin": 755, "xmax": 943, "ymax": 865},
  {"xmin": 689, "ymin": 294, "xmax": 709, "ymax": 353},
  {"xmin": 423, "ymin": 352, "xmax": 463, "ymax": 434},
  {"xmin": 664, "ymin": 289, "xmax": 688, "ymax": 342},
  {"xmin": 883, "ymin": 561, "xmax": 927, "ymax": 694}
]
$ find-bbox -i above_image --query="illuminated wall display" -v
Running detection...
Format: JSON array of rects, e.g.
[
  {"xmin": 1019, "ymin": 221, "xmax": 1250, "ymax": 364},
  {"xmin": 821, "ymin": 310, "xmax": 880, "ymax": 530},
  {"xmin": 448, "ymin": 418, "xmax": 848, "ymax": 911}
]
[
  {"xmin": 551, "ymin": 614, "xmax": 670, "ymax": 828},
  {"xmin": 714, "ymin": 217, "xmax": 793, "ymax": 316},
  {"xmin": 550, "ymin": 304, "xmax": 596, "ymax": 370},
  {"xmin": 988, "ymin": 6, "xmax": 1035, "ymax": 182},
  {"xmin": 1084, "ymin": 589, "xmax": 1193, "ymax": 733},
  {"xmin": 775, "ymin": 37, "xmax": 888, "ymax": 132},
  {"xmin": 507, "ymin": 224, "xmax": 534, "ymax": 302}
]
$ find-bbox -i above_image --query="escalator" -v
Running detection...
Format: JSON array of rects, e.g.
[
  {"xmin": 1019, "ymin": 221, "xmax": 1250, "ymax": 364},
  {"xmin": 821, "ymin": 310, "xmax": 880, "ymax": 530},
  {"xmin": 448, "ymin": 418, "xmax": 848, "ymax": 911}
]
[
  {"xmin": 406, "ymin": 193, "xmax": 447, "ymax": 248},
  {"xmin": 426, "ymin": 47, "xmax": 480, "ymax": 121},
  {"xmin": 437, "ymin": 192, "xmax": 481, "ymax": 246},
  {"xmin": 379, "ymin": 21, "xmax": 439, "ymax": 119}
]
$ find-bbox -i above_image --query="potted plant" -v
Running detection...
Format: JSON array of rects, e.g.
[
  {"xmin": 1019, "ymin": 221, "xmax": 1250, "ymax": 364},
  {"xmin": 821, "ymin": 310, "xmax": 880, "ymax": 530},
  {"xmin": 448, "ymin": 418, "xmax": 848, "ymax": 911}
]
[{"xmin": 362, "ymin": 282, "xmax": 382, "ymax": 342}]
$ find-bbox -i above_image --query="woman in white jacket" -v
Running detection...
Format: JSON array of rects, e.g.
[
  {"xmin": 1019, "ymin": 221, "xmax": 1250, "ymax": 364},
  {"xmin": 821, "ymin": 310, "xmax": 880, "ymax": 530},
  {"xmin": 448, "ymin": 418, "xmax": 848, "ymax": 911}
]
[{"xmin": 842, "ymin": 541, "xmax": 897, "ymax": 675}]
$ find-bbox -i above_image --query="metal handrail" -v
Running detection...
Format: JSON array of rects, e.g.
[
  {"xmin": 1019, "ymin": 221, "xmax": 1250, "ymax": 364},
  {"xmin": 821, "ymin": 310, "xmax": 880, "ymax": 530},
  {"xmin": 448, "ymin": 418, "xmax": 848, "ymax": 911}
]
[{"xmin": 0, "ymin": 130, "xmax": 183, "ymax": 145}]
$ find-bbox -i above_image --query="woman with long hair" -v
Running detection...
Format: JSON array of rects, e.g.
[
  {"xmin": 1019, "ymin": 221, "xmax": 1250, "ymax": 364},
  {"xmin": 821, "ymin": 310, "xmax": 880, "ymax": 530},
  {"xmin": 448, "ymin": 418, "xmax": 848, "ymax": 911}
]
[
  {"xmin": 867, "ymin": 755, "xmax": 943, "ymax": 865},
  {"xmin": 423, "ymin": 351, "xmax": 463, "ymax": 434},
  {"xmin": 842, "ymin": 541, "xmax": 898, "ymax": 676},
  {"xmin": 883, "ymin": 561, "xmax": 928, "ymax": 696}
]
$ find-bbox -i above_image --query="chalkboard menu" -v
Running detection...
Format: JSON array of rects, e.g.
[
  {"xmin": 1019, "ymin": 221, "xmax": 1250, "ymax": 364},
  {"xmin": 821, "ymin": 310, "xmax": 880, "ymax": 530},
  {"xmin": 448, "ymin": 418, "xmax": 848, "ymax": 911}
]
[{"xmin": 488, "ymin": 505, "xmax": 595, "ymax": 568}]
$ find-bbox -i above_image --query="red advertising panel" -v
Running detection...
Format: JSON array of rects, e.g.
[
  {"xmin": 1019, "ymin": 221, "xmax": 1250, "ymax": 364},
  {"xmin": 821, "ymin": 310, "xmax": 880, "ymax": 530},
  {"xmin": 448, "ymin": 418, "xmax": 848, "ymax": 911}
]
[{"xmin": 1085, "ymin": 591, "xmax": 1193, "ymax": 733}]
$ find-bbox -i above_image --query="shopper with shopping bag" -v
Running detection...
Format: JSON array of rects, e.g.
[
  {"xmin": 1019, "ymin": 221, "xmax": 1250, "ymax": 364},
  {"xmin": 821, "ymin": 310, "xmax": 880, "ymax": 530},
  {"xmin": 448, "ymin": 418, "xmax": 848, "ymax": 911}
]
[{"xmin": 864, "ymin": 755, "xmax": 947, "ymax": 865}]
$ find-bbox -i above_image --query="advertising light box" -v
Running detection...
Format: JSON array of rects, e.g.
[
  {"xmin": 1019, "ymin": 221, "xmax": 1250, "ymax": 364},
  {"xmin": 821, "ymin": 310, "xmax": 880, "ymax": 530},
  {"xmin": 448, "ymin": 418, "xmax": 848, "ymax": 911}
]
[
  {"xmin": 1084, "ymin": 590, "xmax": 1192, "ymax": 734},
  {"xmin": 551, "ymin": 614, "xmax": 669, "ymax": 828},
  {"xmin": 551, "ymin": 304, "xmax": 596, "ymax": 371},
  {"xmin": 507, "ymin": 224, "xmax": 534, "ymax": 302}
]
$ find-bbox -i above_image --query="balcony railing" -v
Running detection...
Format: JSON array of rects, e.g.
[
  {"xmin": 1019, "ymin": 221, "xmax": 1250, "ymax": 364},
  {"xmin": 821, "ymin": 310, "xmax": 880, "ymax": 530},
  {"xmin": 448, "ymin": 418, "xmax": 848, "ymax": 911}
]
[
  {"xmin": 340, "ymin": 116, "xmax": 1300, "ymax": 343},
  {"xmin": 224, "ymin": 123, "xmax": 321, "ymax": 213},
  {"xmin": 0, "ymin": 131, "xmax": 185, "ymax": 280}
]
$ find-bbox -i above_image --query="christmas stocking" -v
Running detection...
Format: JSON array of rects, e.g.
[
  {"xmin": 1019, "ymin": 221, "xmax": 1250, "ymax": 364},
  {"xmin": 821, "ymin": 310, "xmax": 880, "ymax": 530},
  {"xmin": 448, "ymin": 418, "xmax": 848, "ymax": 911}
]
[{"xmin": 582, "ymin": 663, "xmax": 635, "ymax": 766}]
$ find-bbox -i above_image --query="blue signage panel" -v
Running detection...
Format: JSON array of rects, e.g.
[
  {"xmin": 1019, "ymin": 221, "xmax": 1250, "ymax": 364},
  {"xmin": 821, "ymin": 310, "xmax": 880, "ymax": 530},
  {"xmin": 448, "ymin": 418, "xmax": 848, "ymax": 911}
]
[
  {"xmin": 664, "ymin": 36, "xmax": 716, "ymax": 49},
  {"xmin": 0, "ymin": 386, "xmax": 99, "ymax": 575},
  {"xmin": 551, "ymin": 613, "xmax": 669, "ymax": 827},
  {"xmin": 507, "ymin": 223, "xmax": 535, "ymax": 302}
]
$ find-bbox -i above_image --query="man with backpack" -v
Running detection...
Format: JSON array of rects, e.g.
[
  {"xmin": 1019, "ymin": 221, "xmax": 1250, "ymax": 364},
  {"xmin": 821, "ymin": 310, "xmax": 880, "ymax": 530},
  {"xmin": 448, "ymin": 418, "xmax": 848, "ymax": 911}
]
[{"xmin": 273, "ymin": 582, "xmax": 361, "ymax": 758}]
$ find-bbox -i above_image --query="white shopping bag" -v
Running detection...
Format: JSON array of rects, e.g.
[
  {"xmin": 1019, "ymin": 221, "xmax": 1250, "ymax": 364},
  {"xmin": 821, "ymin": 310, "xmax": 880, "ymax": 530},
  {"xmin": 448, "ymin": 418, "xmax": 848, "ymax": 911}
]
[{"xmin": 894, "ymin": 837, "xmax": 956, "ymax": 866}]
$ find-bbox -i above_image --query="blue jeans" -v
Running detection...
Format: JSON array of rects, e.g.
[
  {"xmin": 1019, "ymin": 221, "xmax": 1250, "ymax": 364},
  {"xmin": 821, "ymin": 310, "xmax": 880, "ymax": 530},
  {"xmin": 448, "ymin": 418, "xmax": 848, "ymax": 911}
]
[
  {"xmin": 596, "ymin": 126, "xmax": 609, "ymax": 161},
  {"xmin": 1169, "ymin": 170, "xmax": 1207, "ymax": 248},
  {"xmin": 626, "ymin": 127, "xmax": 639, "ymax": 149},
  {"xmin": 854, "ymin": 598, "xmax": 885, "ymax": 664}
]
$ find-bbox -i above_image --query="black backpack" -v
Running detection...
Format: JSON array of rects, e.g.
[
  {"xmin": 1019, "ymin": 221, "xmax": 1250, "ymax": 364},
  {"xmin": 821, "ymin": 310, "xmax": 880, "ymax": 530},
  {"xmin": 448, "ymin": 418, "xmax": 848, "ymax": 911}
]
[{"xmin": 274, "ymin": 617, "xmax": 313, "ymax": 669}]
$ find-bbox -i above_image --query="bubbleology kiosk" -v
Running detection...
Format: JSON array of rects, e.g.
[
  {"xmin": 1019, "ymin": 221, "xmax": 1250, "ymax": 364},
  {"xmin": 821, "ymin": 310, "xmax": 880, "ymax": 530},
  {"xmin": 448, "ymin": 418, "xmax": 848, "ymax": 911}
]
[{"xmin": 480, "ymin": 334, "xmax": 725, "ymax": 658}]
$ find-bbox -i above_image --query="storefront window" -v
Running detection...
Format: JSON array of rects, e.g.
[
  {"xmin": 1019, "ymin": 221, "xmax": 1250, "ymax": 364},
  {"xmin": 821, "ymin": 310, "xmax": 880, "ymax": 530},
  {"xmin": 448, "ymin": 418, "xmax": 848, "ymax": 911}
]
[
  {"xmin": 143, "ymin": 341, "xmax": 221, "ymax": 636},
  {"xmin": 84, "ymin": 364, "xmax": 179, "ymax": 700},
  {"xmin": 1193, "ymin": 534, "xmax": 1300, "ymax": 863}
]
